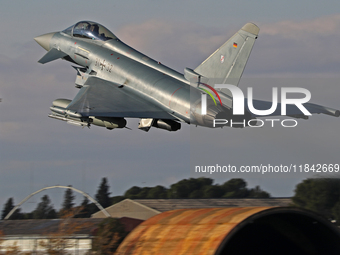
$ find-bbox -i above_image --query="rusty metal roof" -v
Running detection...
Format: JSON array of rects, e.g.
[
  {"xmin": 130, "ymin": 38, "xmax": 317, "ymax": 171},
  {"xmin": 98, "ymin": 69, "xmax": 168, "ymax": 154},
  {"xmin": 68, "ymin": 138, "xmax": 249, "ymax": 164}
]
[
  {"xmin": 116, "ymin": 206, "xmax": 340, "ymax": 255},
  {"xmin": 116, "ymin": 207, "xmax": 272, "ymax": 255}
]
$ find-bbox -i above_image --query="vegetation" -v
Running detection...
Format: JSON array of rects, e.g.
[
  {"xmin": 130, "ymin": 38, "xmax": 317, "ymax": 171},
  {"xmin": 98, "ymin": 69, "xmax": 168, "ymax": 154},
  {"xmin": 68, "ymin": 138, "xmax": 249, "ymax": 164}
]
[
  {"xmin": 32, "ymin": 195, "xmax": 57, "ymax": 219},
  {"xmin": 1, "ymin": 177, "xmax": 272, "ymax": 220},
  {"xmin": 39, "ymin": 208, "xmax": 90, "ymax": 255},
  {"xmin": 1, "ymin": 198, "xmax": 21, "ymax": 220},
  {"xmin": 61, "ymin": 186, "xmax": 75, "ymax": 212},
  {"xmin": 125, "ymin": 177, "xmax": 270, "ymax": 199},
  {"xmin": 75, "ymin": 196, "xmax": 92, "ymax": 218},
  {"xmin": 95, "ymin": 177, "xmax": 112, "ymax": 209},
  {"xmin": 3, "ymin": 177, "xmax": 340, "ymax": 251},
  {"xmin": 0, "ymin": 230, "xmax": 30, "ymax": 255},
  {"xmin": 4, "ymin": 177, "xmax": 340, "ymax": 224},
  {"xmin": 292, "ymin": 178, "xmax": 340, "ymax": 223},
  {"xmin": 92, "ymin": 218, "xmax": 127, "ymax": 254},
  {"xmin": 0, "ymin": 208, "xmax": 94, "ymax": 255}
]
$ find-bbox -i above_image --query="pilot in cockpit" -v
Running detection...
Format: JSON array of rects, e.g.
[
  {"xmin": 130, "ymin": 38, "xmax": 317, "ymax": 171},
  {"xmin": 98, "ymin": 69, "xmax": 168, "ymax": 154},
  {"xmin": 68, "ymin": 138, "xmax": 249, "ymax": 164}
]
[
  {"xmin": 69, "ymin": 21, "xmax": 117, "ymax": 41},
  {"xmin": 90, "ymin": 24, "xmax": 99, "ymax": 37}
]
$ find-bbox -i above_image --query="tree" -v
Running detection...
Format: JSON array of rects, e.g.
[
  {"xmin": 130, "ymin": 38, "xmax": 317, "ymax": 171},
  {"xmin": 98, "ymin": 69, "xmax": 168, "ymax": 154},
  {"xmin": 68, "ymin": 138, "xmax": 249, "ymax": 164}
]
[
  {"xmin": 33, "ymin": 195, "xmax": 57, "ymax": 219},
  {"xmin": 332, "ymin": 200, "xmax": 340, "ymax": 223},
  {"xmin": 2, "ymin": 241, "xmax": 22, "ymax": 255},
  {"xmin": 75, "ymin": 196, "xmax": 92, "ymax": 218},
  {"xmin": 222, "ymin": 178, "xmax": 249, "ymax": 198},
  {"xmin": 188, "ymin": 189, "xmax": 203, "ymax": 199},
  {"xmin": 61, "ymin": 186, "xmax": 75, "ymax": 212},
  {"xmin": 124, "ymin": 186, "xmax": 153, "ymax": 199},
  {"xmin": 168, "ymin": 178, "xmax": 214, "ymax": 198},
  {"xmin": 39, "ymin": 209, "xmax": 90, "ymax": 254},
  {"xmin": 292, "ymin": 178, "xmax": 340, "ymax": 219},
  {"xmin": 124, "ymin": 186, "xmax": 142, "ymax": 199},
  {"xmin": 137, "ymin": 187, "xmax": 152, "ymax": 199},
  {"xmin": 114, "ymin": 177, "xmax": 272, "ymax": 202},
  {"xmin": 1, "ymin": 198, "xmax": 21, "ymax": 220},
  {"xmin": 168, "ymin": 180, "xmax": 190, "ymax": 198},
  {"xmin": 95, "ymin": 178, "xmax": 111, "ymax": 208},
  {"xmin": 147, "ymin": 186, "xmax": 168, "ymax": 199},
  {"xmin": 248, "ymin": 186, "xmax": 271, "ymax": 198},
  {"xmin": 0, "ymin": 230, "xmax": 22, "ymax": 254},
  {"xmin": 196, "ymin": 177, "xmax": 214, "ymax": 187},
  {"xmin": 92, "ymin": 218, "xmax": 127, "ymax": 254},
  {"xmin": 202, "ymin": 185, "xmax": 224, "ymax": 198},
  {"xmin": 1, "ymin": 198, "xmax": 14, "ymax": 220}
]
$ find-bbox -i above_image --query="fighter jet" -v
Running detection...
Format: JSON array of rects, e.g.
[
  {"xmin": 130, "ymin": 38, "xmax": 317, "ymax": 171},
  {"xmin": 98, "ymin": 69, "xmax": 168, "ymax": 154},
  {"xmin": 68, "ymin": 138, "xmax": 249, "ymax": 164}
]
[{"xmin": 35, "ymin": 21, "xmax": 339, "ymax": 131}]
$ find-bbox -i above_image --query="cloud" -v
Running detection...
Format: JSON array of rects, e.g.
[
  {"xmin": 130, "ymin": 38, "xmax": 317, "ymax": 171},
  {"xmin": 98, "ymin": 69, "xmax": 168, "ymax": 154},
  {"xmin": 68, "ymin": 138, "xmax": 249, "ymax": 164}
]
[
  {"xmin": 246, "ymin": 14, "xmax": 340, "ymax": 75},
  {"xmin": 261, "ymin": 14, "xmax": 340, "ymax": 38},
  {"xmin": 117, "ymin": 20, "xmax": 228, "ymax": 72},
  {"xmin": 116, "ymin": 15, "xmax": 340, "ymax": 76}
]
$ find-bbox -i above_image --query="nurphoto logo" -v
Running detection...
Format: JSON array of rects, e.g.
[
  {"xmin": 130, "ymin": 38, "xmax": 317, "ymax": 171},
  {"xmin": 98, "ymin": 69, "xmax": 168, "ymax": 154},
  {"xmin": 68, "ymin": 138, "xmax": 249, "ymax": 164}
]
[{"xmin": 200, "ymin": 84, "xmax": 311, "ymax": 128}]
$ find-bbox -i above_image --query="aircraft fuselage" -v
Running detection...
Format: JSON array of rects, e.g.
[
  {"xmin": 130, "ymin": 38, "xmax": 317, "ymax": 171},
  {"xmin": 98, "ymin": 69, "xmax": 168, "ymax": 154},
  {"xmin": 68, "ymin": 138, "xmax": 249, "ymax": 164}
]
[{"xmin": 45, "ymin": 30, "xmax": 220, "ymax": 129}]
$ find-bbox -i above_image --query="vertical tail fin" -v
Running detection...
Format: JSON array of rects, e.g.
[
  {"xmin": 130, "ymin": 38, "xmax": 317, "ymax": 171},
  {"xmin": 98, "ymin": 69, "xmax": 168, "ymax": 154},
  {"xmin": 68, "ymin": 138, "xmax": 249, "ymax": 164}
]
[{"xmin": 194, "ymin": 23, "xmax": 259, "ymax": 95}]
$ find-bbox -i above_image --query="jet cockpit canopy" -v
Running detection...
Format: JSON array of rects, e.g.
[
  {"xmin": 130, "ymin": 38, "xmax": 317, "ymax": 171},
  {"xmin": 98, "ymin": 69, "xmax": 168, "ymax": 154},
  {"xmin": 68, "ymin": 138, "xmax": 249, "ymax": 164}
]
[{"xmin": 62, "ymin": 21, "xmax": 117, "ymax": 41}]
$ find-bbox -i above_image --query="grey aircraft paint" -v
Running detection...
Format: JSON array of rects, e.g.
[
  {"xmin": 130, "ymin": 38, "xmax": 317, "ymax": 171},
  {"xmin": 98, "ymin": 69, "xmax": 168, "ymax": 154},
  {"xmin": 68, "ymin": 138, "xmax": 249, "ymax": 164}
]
[{"xmin": 35, "ymin": 21, "xmax": 339, "ymax": 132}]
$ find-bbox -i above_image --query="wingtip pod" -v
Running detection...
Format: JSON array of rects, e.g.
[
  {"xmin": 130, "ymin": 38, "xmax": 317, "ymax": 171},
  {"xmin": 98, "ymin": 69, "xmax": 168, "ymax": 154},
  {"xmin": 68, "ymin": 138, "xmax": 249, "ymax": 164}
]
[
  {"xmin": 305, "ymin": 103, "xmax": 340, "ymax": 117},
  {"xmin": 241, "ymin": 23, "xmax": 260, "ymax": 36}
]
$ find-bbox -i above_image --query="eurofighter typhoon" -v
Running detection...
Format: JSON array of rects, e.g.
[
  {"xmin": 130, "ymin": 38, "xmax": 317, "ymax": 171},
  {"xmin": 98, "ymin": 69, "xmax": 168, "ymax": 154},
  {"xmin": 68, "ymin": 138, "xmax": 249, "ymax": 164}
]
[{"xmin": 35, "ymin": 21, "xmax": 339, "ymax": 132}]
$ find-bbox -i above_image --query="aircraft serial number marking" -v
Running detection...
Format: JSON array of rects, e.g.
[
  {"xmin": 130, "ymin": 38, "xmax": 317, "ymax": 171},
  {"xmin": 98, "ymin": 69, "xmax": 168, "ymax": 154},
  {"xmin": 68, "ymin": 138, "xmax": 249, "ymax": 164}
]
[{"xmin": 95, "ymin": 58, "xmax": 113, "ymax": 73}]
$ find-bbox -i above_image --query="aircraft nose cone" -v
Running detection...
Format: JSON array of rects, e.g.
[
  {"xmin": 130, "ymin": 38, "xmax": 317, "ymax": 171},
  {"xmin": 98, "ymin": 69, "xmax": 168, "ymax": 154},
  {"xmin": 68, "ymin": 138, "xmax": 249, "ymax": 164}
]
[{"xmin": 34, "ymin": 32, "xmax": 56, "ymax": 51}]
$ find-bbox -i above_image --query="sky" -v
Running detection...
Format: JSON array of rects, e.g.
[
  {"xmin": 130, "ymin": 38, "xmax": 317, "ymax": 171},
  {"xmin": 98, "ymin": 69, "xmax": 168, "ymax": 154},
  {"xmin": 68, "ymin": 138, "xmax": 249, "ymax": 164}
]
[{"xmin": 1, "ymin": 0, "xmax": 340, "ymax": 212}]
